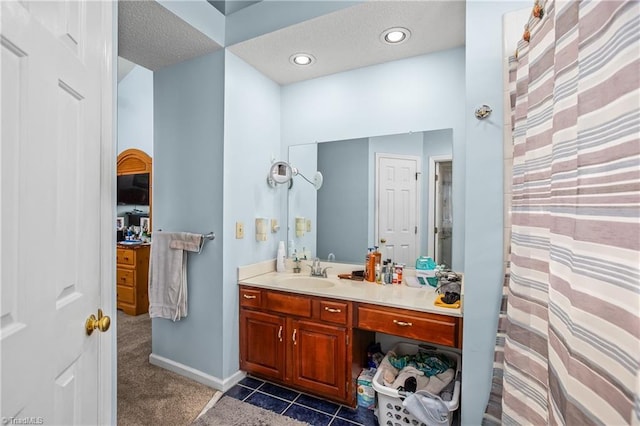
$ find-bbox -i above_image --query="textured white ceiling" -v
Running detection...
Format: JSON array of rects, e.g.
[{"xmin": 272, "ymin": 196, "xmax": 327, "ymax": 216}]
[
  {"xmin": 228, "ymin": 1, "xmax": 466, "ymax": 85},
  {"xmin": 118, "ymin": 1, "xmax": 465, "ymax": 84},
  {"xmin": 118, "ymin": 0, "xmax": 222, "ymax": 71}
]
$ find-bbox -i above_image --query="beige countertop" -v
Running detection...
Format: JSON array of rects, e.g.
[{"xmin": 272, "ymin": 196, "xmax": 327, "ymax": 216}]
[{"xmin": 238, "ymin": 260, "xmax": 463, "ymax": 318}]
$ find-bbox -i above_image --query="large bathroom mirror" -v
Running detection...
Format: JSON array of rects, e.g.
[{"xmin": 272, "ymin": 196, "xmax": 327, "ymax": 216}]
[{"xmin": 287, "ymin": 128, "xmax": 453, "ymax": 269}]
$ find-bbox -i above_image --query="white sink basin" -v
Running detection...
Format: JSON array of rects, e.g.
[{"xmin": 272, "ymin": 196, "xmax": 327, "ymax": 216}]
[{"xmin": 278, "ymin": 277, "xmax": 335, "ymax": 289}]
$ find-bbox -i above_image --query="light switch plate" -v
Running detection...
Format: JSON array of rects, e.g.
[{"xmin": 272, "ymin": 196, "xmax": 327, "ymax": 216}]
[{"xmin": 236, "ymin": 222, "xmax": 244, "ymax": 239}]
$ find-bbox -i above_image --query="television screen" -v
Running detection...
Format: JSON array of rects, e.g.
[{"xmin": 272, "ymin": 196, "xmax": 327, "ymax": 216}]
[{"xmin": 117, "ymin": 173, "xmax": 149, "ymax": 205}]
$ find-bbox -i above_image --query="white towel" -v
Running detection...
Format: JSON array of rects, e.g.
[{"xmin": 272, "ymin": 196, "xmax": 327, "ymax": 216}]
[
  {"xmin": 402, "ymin": 391, "xmax": 449, "ymax": 425},
  {"xmin": 148, "ymin": 231, "xmax": 203, "ymax": 321}
]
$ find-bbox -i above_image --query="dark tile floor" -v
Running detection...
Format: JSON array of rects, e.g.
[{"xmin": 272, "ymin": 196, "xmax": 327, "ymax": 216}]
[{"xmin": 224, "ymin": 376, "xmax": 379, "ymax": 426}]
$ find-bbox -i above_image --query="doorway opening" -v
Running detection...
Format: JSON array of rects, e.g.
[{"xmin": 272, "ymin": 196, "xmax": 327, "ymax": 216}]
[{"xmin": 427, "ymin": 157, "xmax": 453, "ymax": 268}]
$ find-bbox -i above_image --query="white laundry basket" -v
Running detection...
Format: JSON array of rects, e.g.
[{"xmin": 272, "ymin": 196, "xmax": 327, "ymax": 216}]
[{"xmin": 372, "ymin": 343, "xmax": 461, "ymax": 426}]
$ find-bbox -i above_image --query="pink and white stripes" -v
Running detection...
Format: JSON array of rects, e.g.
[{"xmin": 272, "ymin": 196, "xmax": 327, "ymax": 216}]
[{"xmin": 487, "ymin": 1, "xmax": 639, "ymax": 424}]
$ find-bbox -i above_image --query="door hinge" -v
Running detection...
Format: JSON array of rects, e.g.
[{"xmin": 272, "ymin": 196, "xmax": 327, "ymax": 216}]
[
  {"xmin": 415, "ymin": 226, "xmax": 418, "ymax": 234},
  {"xmin": 435, "ymin": 227, "xmax": 438, "ymax": 234},
  {"xmin": 435, "ymin": 174, "xmax": 439, "ymax": 182},
  {"xmin": 415, "ymin": 172, "xmax": 421, "ymax": 180}
]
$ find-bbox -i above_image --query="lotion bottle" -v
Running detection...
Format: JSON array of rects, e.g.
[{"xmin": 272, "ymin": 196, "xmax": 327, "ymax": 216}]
[{"xmin": 276, "ymin": 241, "xmax": 286, "ymax": 272}]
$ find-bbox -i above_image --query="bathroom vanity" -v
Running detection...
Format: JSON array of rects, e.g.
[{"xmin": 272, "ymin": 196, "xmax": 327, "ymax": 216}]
[{"xmin": 238, "ymin": 262, "xmax": 463, "ymax": 407}]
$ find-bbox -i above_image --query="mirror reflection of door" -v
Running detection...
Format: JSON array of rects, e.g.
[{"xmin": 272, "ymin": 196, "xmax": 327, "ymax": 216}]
[
  {"xmin": 435, "ymin": 160, "xmax": 453, "ymax": 267},
  {"xmin": 375, "ymin": 154, "xmax": 420, "ymax": 266}
]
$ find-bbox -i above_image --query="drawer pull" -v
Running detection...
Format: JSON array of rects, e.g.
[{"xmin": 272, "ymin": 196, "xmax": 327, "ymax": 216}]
[
  {"xmin": 123, "ymin": 257, "xmax": 130, "ymax": 261},
  {"xmin": 393, "ymin": 319, "xmax": 413, "ymax": 327},
  {"xmin": 324, "ymin": 307, "xmax": 342, "ymax": 313},
  {"xmin": 278, "ymin": 325, "xmax": 283, "ymax": 342},
  {"xmin": 292, "ymin": 329, "xmax": 297, "ymax": 345},
  {"xmin": 243, "ymin": 294, "xmax": 257, "ymax": 299}
]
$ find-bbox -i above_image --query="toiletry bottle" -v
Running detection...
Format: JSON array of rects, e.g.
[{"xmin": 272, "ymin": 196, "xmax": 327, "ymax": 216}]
[
  {"xmin": 276, "ymin": 241, "xmax": 286, "ymax": 272},
  {"xmin": 366, "ymin": 248, "xmax": 376, "ymax": 282},
  {"xmin": 373, "ymin": 245, "xmax": 382, "ymax": 268},
  {"xmin": 375, "ymin": 262, "xmax": 381, "ymax": 284},
  {"xmin": 365, "ymin": 248, "xmax": 371, "ymax": 282},
  {"xmin": 383, "ymin": 259, "xmax": 390, "ymax": 284}
]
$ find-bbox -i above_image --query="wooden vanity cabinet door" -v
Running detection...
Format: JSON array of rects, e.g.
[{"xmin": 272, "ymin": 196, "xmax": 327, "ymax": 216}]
[
  {"xmin": 240, "ymin": 310, "xmax": 286, "ymax": 382},
  {"xmin": 291, "ymin": 319, "xmax": 347, "ymax": 400}
]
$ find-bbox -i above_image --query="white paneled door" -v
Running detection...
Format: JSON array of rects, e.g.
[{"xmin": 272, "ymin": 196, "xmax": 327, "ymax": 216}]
[
  {"xmin": 1, "ymin": 1, "xmax": 114, "ymax": 424},
  {"xmin": 376, "ymin": 154, "xmax": 420, "ymax": 266}
]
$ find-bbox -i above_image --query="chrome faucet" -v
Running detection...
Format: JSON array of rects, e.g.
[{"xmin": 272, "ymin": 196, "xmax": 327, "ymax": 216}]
[
  {"xmin": 309, "ymin": 257, "xmax": 331, "ymax": 278},
  {"xmin": 327, "ymin": 253, "xmax": 335, "ymax": 262}
]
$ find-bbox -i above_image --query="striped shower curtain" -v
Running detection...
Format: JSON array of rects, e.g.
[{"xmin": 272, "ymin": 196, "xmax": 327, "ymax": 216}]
[{"xmin": 485, "ymin": 1, "xmax": 639, "ymax": 424}]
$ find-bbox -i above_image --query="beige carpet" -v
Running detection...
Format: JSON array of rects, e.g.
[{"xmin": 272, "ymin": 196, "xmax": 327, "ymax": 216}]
[
  {"xmin": 192, "ymin": 396, "xmax": 310, "ymax": 426},
  {"xmin": 117, "ymin": 310, "xmax": 217, "ymax": 426}
]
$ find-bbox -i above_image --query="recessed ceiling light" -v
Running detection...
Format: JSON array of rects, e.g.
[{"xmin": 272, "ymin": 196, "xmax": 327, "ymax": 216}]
[
  {"xmin": 290, "ymin": 53, "xmax": 315, "ymax": 66},
  {"xmin": 381, "ymin": 27, "xmax": 411, "ymax": 45}
]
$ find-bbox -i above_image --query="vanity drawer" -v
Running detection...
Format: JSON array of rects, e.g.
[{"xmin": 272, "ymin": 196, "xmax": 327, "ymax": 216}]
[
  {"xmin": 357, "ymin": 304, "xmax": 459, "ymax": 347},
  {"xmin": 117, "ymin": 285, "xmax": 135, "ymax": 304},
  {"xmin": 240, "ymin": 288, "xmax": 262, "ymax": 308},
  {"xmin": 319, "ymin": 300, "xmax": 349, "ymax": 325},
  {"xmin": 116, "ymin": 269, "xmax": 135, "ymax": 287},
  {"xmin": 117, "ymin": 248, "xmax": 135, "ymax": 266},
  {"xmin": 265, "ymin": 292, "xmax": 311, "ymax": 318}
]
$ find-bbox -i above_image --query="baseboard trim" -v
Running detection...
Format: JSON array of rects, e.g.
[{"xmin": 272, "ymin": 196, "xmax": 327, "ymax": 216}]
[{"xmin": 148, "ymin": 353, "xmax": 246, "ymax": 392}]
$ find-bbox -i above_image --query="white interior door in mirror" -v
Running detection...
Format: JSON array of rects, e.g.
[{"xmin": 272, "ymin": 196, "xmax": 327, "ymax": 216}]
[{"xmin": 376, "ymin": 154, "xmax": 420, "ymax": 266}]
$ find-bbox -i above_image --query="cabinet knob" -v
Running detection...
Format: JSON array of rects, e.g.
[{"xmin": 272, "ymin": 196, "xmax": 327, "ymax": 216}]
[
  {"xmin": 393, "ymin": 319, "xmax": 413, "ymax": 327},
  {"xmin": 324, "ymin": 307, "xmax": 342, "ymax": 313}
]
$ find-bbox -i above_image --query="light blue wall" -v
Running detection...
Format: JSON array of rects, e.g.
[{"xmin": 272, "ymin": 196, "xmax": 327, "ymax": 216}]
[
  {"xmin": 317, "ymin": 138, "xmax": 369, "ymax": 263},
  {"xmin": 281, "ymin": 47, "xmax": 466, "ymax": 270},
  {"xmin": 221, "ymin": 51, "xmax": 282, "ymax": 378},
  {"xmin": 158, "ymin": 0, "xmax": 225, "ymax": 46},
  {"xmin": 152, "ymin": 51, "xmax": 225, "ymax": 377},
  {"xmin": 225, "ymin": 1, "xmax": 360, "ymax": 46},
  {"xmin": 117, "ymin": 65, "xmax": 153, "ymax": 156},
  {"xmin": 462, "ymin": 1, "xmax": 529, "ymax": 425}
]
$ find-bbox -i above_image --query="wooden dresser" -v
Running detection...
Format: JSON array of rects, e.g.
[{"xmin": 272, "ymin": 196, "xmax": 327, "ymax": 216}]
[{"xmin": 116, "ymin": 244, "xmax": 150, "ymax": 315}]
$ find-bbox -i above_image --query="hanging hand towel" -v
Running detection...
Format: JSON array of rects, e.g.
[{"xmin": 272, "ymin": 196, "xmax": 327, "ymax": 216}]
[{"xmin": 149, "ymin": 231, "xmax": 203, "ymax": 321}]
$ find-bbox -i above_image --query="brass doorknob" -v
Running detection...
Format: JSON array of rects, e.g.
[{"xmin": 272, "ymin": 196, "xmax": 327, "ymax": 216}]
[{"xmin": 86, "ymin": 309, "xmax": 111, "ymax": 335}]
